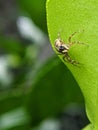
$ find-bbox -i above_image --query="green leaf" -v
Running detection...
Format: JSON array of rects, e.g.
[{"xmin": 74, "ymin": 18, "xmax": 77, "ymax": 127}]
[
  {"xmin": 26, "ymin": 56, "xmax": 84, "ymax": 126},
  {"xmin": 46, "ymin": 0, "xmax": 98, "ymax": 129},
  {"xmin": 83, "ymin": 124, "xmax": 93, "ymax": 130}
]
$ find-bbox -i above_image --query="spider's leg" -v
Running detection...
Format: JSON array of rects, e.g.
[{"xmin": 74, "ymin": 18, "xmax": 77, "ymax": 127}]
[
  {"xmin": 63, "ymin": 55, "xmax": 67, "ymax": 62},
  {"xmin": 57, "ymin": 29, "xmax": 63, "ymax": 40},
  {"xmin": 73, "ymin": 41, "xmax": 89, "ymax": 46},
  {"xmin": 62, "ymin": 53, "xmax": 70, "ymax": 63},
  {"xmin": 68, "ymin": 30, "xmax": 85, "ymax": 46},
  {"xmin": 68, "ymin": 32, "xmax": 77, "ymax": 43},
  {"xmin": 63, "ymin": 53, "xmax": 81, "ymax": 67},
  {"xmin": 70, "ymin": 59, "xmax": 79, "ymax": 65},
  {"xmin": 58, "ymin": 32, "xmax": 60, "ymax": 40},
  {"xmin": 57, "ymin": 53, "xmax": 62, "ymax": 55},
  {"xmin": 65, "ymin": 53, "xmax": 80, "ymax": 65}
]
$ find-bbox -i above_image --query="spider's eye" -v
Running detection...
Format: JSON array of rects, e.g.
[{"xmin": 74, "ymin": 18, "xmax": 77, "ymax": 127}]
[{"xmin": 59, "ymin": 45, "xmax": 66, "ymax": 51}]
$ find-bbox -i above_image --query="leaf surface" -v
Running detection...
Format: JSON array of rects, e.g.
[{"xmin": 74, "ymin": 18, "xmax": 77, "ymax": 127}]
[{"xmin": 46, "ymin": 0, "xmax": 98, "ymax": 129}]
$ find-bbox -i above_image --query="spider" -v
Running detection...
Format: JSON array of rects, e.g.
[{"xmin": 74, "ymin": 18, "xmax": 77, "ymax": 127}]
[{"xmin": 54, "ymin": 31, "xmax": 85, "ymax": 65}]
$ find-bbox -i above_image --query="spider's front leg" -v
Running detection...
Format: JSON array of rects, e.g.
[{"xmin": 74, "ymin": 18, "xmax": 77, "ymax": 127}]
[
  {"xmin": 73, "ymin": 41, "xmax": 88, "ymax": 46},
  {"xmin": 68, "ymin": 30, "xmax": 85, "ymax": 47},
  {"xmin": 68, "ymin": 32, "xmax": 77, "ymax": 43}
]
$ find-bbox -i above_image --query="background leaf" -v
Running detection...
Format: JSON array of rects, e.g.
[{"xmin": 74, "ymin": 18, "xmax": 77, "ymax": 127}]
[
  {"xmin": 26, "ymin": 56, "xmax": 85, "ymax": 126},
  {"xmin": 0, "ymin": 90, "xmax": 24, "ymax": 115}
]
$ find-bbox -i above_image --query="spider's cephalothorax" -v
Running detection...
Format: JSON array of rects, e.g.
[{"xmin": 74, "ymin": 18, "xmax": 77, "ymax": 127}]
[
  {"xmin": 55, "ymin": 38, "xmax": 69, "ymax": 54},
  {"xmin": 54, "ymin": 31, "xmax": 84, "ymax": 65}
]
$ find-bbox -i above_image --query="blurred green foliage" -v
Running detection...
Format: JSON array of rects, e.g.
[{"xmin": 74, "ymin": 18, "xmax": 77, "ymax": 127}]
[
  {"xmin": 26, "ymin": 57, "xmax": 84, "ymax": 126},
  {"xmin": 17, "ymin": 0, "xmax": 47, "ymax": 32}
]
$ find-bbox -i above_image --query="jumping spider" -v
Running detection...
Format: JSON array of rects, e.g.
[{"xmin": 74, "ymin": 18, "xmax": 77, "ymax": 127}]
[{"xmin": 54, "ymin": 31, "xmax": 85, "ymax": 65}]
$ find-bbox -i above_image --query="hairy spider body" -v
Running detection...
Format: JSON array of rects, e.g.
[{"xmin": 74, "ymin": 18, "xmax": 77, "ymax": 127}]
[{"xmin": 54, "ymin": 31, "xmax": 83, "ymax": 65}]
